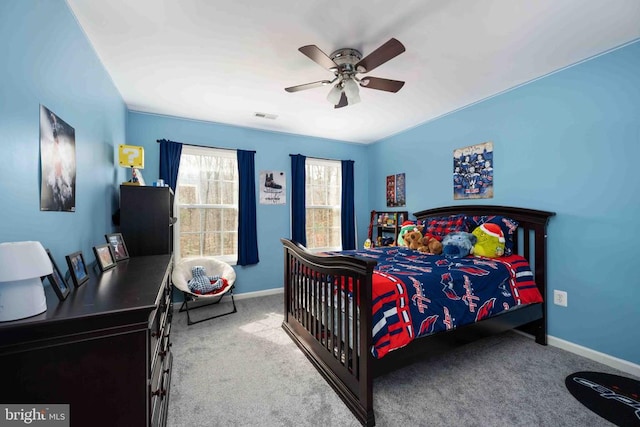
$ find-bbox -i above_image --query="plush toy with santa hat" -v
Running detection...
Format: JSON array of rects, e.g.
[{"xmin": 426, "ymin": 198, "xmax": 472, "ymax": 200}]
[{"xmin": 472, "ymin": 222, "xmax": 506, "ymax": 258}]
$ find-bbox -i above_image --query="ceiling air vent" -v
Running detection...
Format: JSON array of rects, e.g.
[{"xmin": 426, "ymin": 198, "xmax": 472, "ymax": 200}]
[{"xmin": 254, "ymin": 112, "xmax": 278, "ymax": 120}]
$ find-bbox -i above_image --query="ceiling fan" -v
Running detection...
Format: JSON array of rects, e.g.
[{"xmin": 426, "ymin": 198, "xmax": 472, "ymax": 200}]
[{"xmin": 285, "ymin": 38, "xmax": 406, "ymax": 108}]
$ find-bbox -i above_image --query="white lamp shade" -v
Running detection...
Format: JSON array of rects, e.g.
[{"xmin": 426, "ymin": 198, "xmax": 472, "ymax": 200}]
[
  {"xmin": 326, "ymin": 84, "xmax": 343, "ymax": 105},
  {"xmin": 0, "ymin": 241, "xmax": 51, "ymax": 322},
  {"xmin": 343, "ymin": 78, "xmax": 360, "ymax": 100},
  {"xmin": 347, "ymin": 90, "xmax": 361, "ymax": 105}
]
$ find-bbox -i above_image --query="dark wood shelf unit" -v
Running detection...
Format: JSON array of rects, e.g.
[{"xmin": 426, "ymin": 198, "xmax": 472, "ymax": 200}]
[
  {"xmin": 372, "ymin": 210, "xmax": 408, "ymax": 246},
  {"xmin": 120, "ymin": 185, "xmax": 175, "ymax": 257},
  {"xmin": 0, "ymin": 255, "xmax": 174, "ymax": 427}
]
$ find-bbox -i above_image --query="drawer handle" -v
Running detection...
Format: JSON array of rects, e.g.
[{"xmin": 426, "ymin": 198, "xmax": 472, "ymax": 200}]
[
  {"xmin": 151, "ymin": 331, "xmax": 159, "ymax": 338},
  {"xmin": 159, "ymin": 350, "xmax": 167, "ymax": 358},
  {"xmin": 152, "ymin": 388, "xmax": 166, "ymax": 397}
]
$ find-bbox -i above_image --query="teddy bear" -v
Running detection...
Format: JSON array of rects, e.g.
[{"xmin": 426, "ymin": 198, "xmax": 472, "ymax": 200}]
[
  {"xmin": 442, "ymin": 232, "xmax": 477, "ymax": 259},
  {"xmin": 403, "ymin": 229, "xmax": 443, "ymax": 254},
  {"xmin": 422, "ymin": 234, "xmax": 443, "ymax": 255},
  {"xmin": 397, "ymin": 221, "xmax": 422, "ymax": 246},
  {"xmin": 403, "ymin": 228, "xmax": 428, "ymax": 252},
  {"xmin": 188, "ymin": 265, "xmax": 228, "ymax": 294}
]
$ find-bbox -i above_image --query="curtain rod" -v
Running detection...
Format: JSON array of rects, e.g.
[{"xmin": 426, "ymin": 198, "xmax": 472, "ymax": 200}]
[
  {"xmin": 289, "ymin": 154, "xmax": 353, "ymax": 163},
  {"xmin": 157, "ymin": 139, "xmax": 255, "ymax": 153}
]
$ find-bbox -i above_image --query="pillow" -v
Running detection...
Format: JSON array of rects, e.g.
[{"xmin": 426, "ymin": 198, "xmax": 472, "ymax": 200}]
[
  {"xmin": 465, "ymin": 215, "xmax": 519, "ymax": 255},
  {"xmin": 422, "ymin": 215, "xmax": 468, "ymax": 241}
]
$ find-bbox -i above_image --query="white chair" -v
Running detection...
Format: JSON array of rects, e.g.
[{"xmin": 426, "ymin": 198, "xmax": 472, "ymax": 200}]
[{"xmin": 172, "ymin": 257, "xmax": 237, "ymax": 325}]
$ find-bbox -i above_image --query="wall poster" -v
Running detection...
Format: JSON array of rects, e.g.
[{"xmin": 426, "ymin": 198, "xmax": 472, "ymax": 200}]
[
  {"xmin": 453, "ymin": 141, "xmax": 493, "ymax": 200},
  {"xmin": 386, "ymin": 173, "xmax": 406, "ymax": 207},
  {"xmin": 260, "ymin": 170, "xmax": 286, "ymax": 204},
  {"xmin": 40, "ymin": 105, "xmax": 76, "ymax": 212}
]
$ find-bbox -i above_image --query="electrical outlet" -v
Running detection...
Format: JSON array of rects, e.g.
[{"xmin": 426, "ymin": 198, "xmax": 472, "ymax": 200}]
[{"xmin": 553, "ymin": 290, "xmax": 568, "ymax": 307}]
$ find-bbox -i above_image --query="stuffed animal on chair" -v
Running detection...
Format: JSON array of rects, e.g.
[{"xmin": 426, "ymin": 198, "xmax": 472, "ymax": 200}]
[
  {"xmin": 442, "ymin": 232, "xmax": 477, "ymax": 259},
  {"xmin": 188, "ymin": 265, "xmax": 227, "ymax": 295}
]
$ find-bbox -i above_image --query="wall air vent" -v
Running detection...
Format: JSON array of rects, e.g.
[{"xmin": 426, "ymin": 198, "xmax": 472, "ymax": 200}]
[{"xmin": 254, "ymin": 112, "xmax": 278, "ymax": 120}]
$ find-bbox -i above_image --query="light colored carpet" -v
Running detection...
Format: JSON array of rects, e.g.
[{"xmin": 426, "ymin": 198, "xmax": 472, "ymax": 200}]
[{"xmin": 167, "ymin": 294, "xmax": 628, "ymax": 426}]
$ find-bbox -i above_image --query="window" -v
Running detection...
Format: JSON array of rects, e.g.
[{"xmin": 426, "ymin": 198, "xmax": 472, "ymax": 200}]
[
  {"xmin": 175, "ymin": 146, "xmax": 238, "ymax": 263},
  {"xmin": 305, "ymin": 158, "xmax": 341, "ymax": 251}
]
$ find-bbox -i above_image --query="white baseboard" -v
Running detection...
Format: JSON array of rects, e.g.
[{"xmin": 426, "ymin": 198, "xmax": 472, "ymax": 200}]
[
  {"xmin": 547, "ymin": 335, "xmax": 640, "ymax": 378},
  {"xmin": 234, "ymin": 287, "xmax": 283, "ymax": 301}
]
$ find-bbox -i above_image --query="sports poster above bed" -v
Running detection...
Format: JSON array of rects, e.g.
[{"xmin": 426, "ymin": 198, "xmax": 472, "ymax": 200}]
[{"xmin": 453, "ymin": 141, "xmax": 493, "ymax": 200}]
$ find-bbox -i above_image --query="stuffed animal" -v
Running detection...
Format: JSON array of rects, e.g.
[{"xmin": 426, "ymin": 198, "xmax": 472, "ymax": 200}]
[
  {"xmin": 397, "ymin": 221, "xmax": 421, "ymax": 246},
  {"xmin": 472, "ymin": 223, "xmax": 506, "ymax": 258},
  {"xmin": 442, "ymin": 232, "xmax": 477, "ymax": 259},
  {"xmin": 188, "ymin": 265, "xmax": 227, "ymax": 294},
  {"xmin": 422, "ymin": 233, "xmax": 443, "ymax": 255},
  {"xmin": 403, "ymin": 228, "xmax": 429, "ymax": 253}
]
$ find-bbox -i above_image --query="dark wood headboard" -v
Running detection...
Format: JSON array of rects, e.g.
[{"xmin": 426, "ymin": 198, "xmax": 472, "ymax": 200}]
[{"xmin": 414, "ymin": 205, "xmax": 555, "ymax": 303}]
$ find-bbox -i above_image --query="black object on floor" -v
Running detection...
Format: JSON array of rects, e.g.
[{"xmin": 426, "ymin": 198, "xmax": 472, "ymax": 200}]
[{"xmin": 565, "ymin": 371, "xmax": 640, "ymax": 426}]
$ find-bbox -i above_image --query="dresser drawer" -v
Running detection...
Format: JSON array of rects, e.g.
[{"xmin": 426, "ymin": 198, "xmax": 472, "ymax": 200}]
[{"xmin": 151, "ymin": 352, "xmax": 172, "ymax": 427}]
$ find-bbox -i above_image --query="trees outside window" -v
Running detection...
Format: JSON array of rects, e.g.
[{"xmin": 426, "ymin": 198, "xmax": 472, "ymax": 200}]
[
  {"xmin": 305, "ymin": 158, "xmax": 341, "ymax": 251},
  {"xmin": 175, "ymin": 146, "xmax": 238, "ymax": 263}
]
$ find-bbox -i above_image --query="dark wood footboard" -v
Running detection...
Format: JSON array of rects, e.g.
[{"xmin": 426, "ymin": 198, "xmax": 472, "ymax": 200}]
[
  {"xmin": 282, "ymin": 205, "xmax": 554, "ymax": 426},
  {"xmin": 281, "ymin": 238, "xmax": 377, "ymax": 425}
]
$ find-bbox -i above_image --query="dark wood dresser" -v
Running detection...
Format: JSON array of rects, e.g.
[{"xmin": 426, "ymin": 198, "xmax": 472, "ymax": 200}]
[
  {"xmin": 0, "ymin": 255, "xmax": 173, "ymax": 427},
  {"xmin": 120, "ymin": 185, "xmax": 175, "ymax": 257}
]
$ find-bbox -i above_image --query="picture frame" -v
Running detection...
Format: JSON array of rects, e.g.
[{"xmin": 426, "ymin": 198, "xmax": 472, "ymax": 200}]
[
  {"xmin": 65, "ymin": 251, "xmax": 89, "ymax": 287},
  {"xmin": 105, "ymin": 233, "xmax": 129, "ymax": 261},
  {"xmin": 93, "ymin": 244, "xmax": 117, "ymax": 272},
  {"xmin": 44, "ymin": 249, "xmax": 70, "ymax": 301}
]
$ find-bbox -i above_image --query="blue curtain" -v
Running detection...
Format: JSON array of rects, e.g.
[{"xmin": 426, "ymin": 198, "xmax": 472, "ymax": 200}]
[
  {"xmin": 159, "ymin": 139, "xmax": 183, "ymax": 192},
  {"xmin": 341, "ymin": 160, "xmax": 356, "ymax": 250},
  {"xmin": 290, "ymin": 154, "xmax": 306, "ymax": 246},
  {"xmin": 237, "ymin": 150, "xmax": 259, "ymax": 265}
]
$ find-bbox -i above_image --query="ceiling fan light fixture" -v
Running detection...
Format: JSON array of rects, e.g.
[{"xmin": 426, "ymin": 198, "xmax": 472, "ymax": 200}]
[
  {"xmin": 326, "ymin": 83, "xmax": 342, "ymax": 105},
  {"xmin": 286, "ymin": 38, "xmax": 405, "ymax": 107},
  {"xmin": 343, "ymin": 77, "xmax": 358, "ymax": 96},
  {"xmin": 347, "ymin": 91, "xmax": 361, "ymax": 105},
  {"xmin": 343, "ymin": 77, "xmax": 360, "ymax": 103}
]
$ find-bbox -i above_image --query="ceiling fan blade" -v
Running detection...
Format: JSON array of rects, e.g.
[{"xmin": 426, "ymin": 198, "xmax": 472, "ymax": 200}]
[
  {"xmin": 355, "ymin": 38, "xmax": 405, "ymax": 73},
  {"xmin": 299, "ymin": 45, "xmax": 339, "ymax": 71},
  {"xmin": 359, "ymin": 77, "xmax": 405, "ymax": 93},
  {"xmin": 285, "ymin": 80, "xmax": 332, "ymax": 93},
  {"xmin": 334, "ymin": 92, "xmax": 348, "ymax": 109}
]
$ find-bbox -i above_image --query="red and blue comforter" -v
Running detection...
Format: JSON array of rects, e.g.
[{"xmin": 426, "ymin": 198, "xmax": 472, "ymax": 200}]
[{"xmin": 334, "ymin": 247, "xmax": 543, "ymax": 359}]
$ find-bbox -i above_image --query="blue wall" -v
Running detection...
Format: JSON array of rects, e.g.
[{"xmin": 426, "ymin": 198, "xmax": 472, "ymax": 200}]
[
  {"xmin": 2, "ymin": 0, "xmax": 637, "ymax": 367},
  {"xmin": 369, "ymin": 40, "xmax": 640, "ymax": 364},
  {"xmin": 126, "ymin": 112, "xmax": 370, "ymax": 294},
  {"xmin": 0, "ymin": 1, "xmax": 126, "ymax": 273}
]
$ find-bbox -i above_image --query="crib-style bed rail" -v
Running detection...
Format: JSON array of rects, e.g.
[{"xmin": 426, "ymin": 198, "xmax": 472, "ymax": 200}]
[{"xmin": 281, "ymin": 238, "xmax": 377, "ymax": 425}]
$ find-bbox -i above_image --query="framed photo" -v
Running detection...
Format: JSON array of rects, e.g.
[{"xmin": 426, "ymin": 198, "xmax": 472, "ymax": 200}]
[
  {"xmin": 93, "ymin": 244, "xmax": 116, "ymax": 272},
  {"xmin": 65, "ymin": 251, "xmax": 89, "ymax": 287},
  {"xmin": 105, "ymin": 233, "xmax": 129, "ymax": 261},
  {"xmin": 44, "ymin": 249, "xmax": 70, "ymax": 301}
]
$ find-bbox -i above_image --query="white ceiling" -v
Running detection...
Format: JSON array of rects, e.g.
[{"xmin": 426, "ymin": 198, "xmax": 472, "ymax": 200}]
[{"xmin": 66, "ymin": 0, "xmax": 640, "ymax": 144}]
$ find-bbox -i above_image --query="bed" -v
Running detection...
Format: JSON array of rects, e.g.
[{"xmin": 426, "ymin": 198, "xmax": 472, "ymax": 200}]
[{"xmin": 281, "ymin": 205, "xmax": 554, "ymax": 426}]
